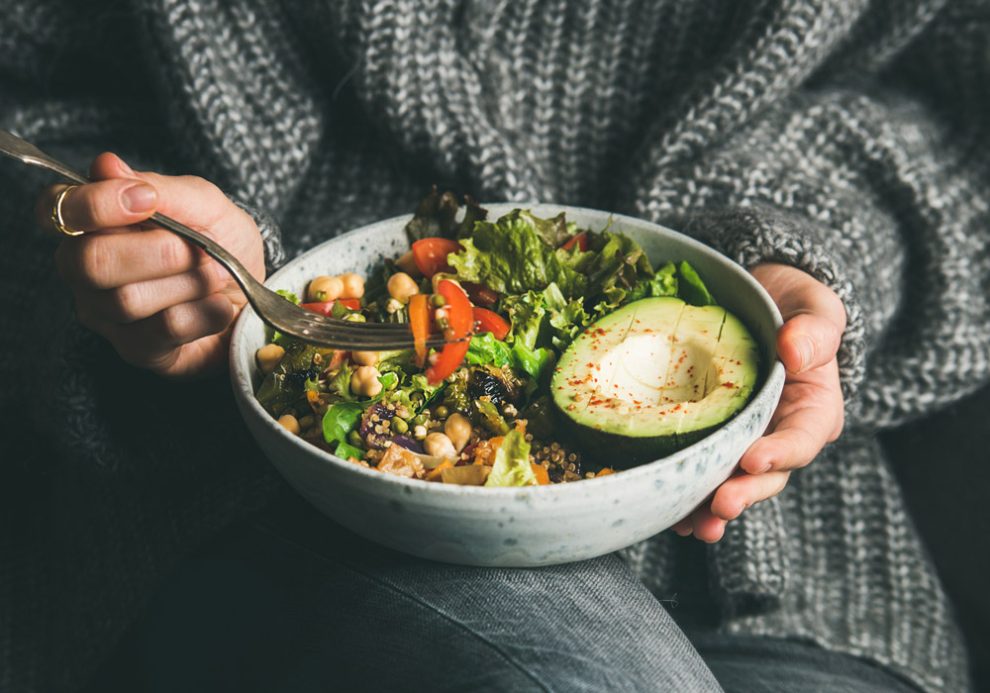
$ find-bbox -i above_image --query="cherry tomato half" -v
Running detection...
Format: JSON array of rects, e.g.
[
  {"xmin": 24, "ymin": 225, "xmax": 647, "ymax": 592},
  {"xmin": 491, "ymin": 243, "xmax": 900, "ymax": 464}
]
[{"xmin": 412, "ymin": 237, "xmax": 462, "ymax": 277}]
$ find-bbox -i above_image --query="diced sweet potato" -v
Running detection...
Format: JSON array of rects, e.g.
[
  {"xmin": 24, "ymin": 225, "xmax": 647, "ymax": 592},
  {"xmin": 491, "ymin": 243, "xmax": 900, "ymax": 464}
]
[
  {"xmin": 441, "ymin": 465, "xmax": 492, "ymax": 486},
  {"xmin": 377, "ymin": 443, "xmax": 426, "ymax": 479}
]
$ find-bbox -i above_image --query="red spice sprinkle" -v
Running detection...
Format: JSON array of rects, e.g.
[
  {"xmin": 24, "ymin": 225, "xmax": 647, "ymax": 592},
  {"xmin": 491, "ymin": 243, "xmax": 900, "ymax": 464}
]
[{"xmin": 722, "ymin": 381, "xmax": 735, "ymax": 388}]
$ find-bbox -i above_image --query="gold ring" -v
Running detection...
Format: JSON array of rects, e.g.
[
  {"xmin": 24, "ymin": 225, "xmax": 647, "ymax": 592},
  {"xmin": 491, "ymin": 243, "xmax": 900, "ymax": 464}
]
[{"xmin": 51, "ymin": 185, "xmax": 84, "ymax": 237}]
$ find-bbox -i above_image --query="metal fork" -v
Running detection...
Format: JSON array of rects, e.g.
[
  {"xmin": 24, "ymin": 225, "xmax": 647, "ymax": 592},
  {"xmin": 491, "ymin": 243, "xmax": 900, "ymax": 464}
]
[{"xmin": 0, "ymin": 129, "xmax": 449, "ymax": 351}]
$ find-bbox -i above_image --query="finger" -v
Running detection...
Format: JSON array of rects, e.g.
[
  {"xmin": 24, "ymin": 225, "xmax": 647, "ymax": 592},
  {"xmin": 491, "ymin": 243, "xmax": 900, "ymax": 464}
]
[
  {"xmin": 35, "ymin": 178, "xmax": 157, "ymax": 234},
  {"xmin": 80, "ymin": 261, "xmax": 230, "ymax": 324},
  {"xmin": 55, "ymin": 228, "xmax": 208, "ymax": 290},
  {"xmin": 89, "ymin": 151, "xmax": 137, "ymax": 181},
  {"xmin": 110, "ymin": 294, "xmax": 233, "ymax": 368},
  {"xmin": 709, "ymin": 471, "xmax": 791, "ymax": 521},
  {"xmin": 672, "ymin": 517, "xmax": 693, "ymax": 536},
  {"xmin": 90, "ymin": 153, "xmax": 229, "ymax": 226},
  {"xmin": 739, "ymin": 362, "xmax": 845, "ymax": 474},
  {"xmin": 778, "ymin": 313, "xmax": 842, "ymax": 374},
  {"xmin": 691, "ymin": 506, "xmax": 727, "ymax": 543}
]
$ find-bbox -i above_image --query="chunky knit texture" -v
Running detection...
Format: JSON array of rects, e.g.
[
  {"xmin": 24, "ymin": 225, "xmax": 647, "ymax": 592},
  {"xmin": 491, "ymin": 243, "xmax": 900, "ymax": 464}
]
[{"xmin": 2, "ymin": 1, "xmax": 988, "ymax": 691}]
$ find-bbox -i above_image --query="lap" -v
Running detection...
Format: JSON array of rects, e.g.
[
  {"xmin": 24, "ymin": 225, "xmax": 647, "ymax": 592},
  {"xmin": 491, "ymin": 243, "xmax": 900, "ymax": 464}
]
[
  {"xmin": 129, "ymin": 499, "xmax": 917, "ymax": 693},
  {"xmin": 138, "ymin": 499, "xmax": 719, "ymax": 693}
]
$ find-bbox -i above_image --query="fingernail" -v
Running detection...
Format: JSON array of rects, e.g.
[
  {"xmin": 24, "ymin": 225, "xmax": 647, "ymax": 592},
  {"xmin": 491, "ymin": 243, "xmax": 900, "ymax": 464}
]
[
  {"xmin": 796, "ymin": 336, "xmax": 815, "ymax": 371},
  {"xmin": 121, "ymin": 183, "xmax": 156, "ymax": 213}
]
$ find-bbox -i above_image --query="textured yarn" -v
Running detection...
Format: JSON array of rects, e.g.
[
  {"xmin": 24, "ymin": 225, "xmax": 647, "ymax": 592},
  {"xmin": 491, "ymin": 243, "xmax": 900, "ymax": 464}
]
[{"xmin": 2, "ymin": 1, "xmax": 988, "ymax": 691}]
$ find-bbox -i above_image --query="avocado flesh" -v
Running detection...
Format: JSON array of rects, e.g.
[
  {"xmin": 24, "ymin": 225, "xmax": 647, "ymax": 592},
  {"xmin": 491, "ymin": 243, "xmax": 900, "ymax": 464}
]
[{"xmin": 552, "ymin": 297, "xmax": 759, "ymax": 467}]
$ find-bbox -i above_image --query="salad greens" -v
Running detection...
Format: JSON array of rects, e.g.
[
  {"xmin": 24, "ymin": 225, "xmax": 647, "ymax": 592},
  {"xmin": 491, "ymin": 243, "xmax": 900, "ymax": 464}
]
[
  {"xmin": 485, "ymin": 426, "xmax": 537, "ymax": 487},
  {"xmin": 255, "ymin": 191, "xmax": 717, "ymax": 487}
]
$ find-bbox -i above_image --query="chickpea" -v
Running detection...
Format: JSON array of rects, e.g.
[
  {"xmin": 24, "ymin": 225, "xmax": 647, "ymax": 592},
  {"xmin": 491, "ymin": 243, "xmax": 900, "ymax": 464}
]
[
  {"xmin": 424, "ymin": 432, "xmax": 457, "ymax": 460},
  {"xmin": 277, "ymin": 414, "xmax": 300, "ymax": 435},
  {"xmin": 444, "ymin": 413, "xmax": 473, "ymax": 453},
  {"xmin": 256, "ymin": 343, "xmax": 286, "ymax": 374},
  {"xmin": 307, "ymin": 275, "xmax": 343, "ymax": 302},
  {"xmin": 395, "ymin": 250, "xmax": 421, "ymax": 277},
  {"xmin": 387, "ymin": 272, "xmax": 420, "ymax": 304},
  {"xmin": 350, "ymin": 365, "xmax": 383, "ymax": 397},
  {"xmin": 339, "ymin": 272, "xmax": 365, "ymax": 299},
  {"xmin": 351, "ymin": 350, "xmax": 379, "ymax": 366}
]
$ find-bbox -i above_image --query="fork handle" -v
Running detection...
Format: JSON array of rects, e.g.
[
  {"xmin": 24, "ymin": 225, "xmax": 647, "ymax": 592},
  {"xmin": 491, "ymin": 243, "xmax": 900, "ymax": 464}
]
[{"xmin": 17, "ymin": 146, "xmax": 262, "ymax": 296}]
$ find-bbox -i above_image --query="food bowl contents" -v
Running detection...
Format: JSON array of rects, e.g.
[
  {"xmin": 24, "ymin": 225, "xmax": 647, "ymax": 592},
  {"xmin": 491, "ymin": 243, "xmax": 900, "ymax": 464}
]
[{"xmin": 254, "ymin": 190, "xmax": 760, "ymax": 486}]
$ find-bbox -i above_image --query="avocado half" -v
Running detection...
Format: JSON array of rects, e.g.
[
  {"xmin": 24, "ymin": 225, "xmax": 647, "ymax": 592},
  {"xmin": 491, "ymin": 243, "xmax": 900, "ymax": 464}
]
[{"xmin": 551, "ymin": 297, "xmax": 759, "ymax": 467}]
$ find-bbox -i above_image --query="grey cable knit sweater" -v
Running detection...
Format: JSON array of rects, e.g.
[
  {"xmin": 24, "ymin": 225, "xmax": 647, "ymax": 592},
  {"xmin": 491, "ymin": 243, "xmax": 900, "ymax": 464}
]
[{"xmin": 2, "ymin": 1, "xmax": 988, "ymax": 691}]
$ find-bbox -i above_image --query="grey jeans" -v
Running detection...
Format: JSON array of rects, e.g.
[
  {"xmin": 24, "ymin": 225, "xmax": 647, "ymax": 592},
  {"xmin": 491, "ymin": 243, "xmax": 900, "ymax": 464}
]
[{"xmin": 129, "ymin": 499, "xmax": 918, "ymax": 693}]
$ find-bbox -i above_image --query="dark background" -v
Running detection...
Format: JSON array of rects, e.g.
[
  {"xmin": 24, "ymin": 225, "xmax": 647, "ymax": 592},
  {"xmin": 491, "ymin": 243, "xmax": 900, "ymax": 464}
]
[{"xmin": 882, "ymin": 383, "xmax": 990, "ymax": 690}]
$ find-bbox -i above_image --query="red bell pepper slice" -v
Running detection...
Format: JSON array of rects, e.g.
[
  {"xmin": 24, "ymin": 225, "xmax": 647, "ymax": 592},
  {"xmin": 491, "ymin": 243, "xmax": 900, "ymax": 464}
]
[
  {"xmin": 411, "ymin": 238, "xmax": 462, "ymax": 277},
  {"xmin": 425, "ymin": 280, "xmax": 474, "ymax": 384},
  {"xmin": 425, "ymin": 340, "xmax": 470, "ymax": 384},
  {"xmin": 560, "ymin": 231, "xmax": 588, "ymax": 252},
  {"xmin": 472, "ymin": 307, "xmax": 510, "ymax": 340},
  {"xmin": 436, "ymin": 279, "xmax": 473, "ymax": 338}
]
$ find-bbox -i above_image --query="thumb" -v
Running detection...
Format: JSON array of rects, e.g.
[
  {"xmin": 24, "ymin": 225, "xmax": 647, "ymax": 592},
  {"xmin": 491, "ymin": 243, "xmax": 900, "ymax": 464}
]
[
  {"xmin": 777, "ymin": 313, "xmax": 842, "ymax": 373},
  {"xmin": 752, "ymin": 263, "xmax": 846, "ymax": 373}
]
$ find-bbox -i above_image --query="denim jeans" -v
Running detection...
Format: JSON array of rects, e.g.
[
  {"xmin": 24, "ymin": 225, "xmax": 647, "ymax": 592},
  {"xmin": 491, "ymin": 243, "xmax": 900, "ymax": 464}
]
[{"xmin": 126, "ymin": 499, "xmax": 919, "ymax": 693}]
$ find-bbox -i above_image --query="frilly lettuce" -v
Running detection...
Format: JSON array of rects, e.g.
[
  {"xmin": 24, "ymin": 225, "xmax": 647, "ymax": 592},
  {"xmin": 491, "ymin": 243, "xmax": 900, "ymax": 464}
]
[
  {"xmin": 449, "ymin": 210, "xmax": 586, "ymax": 296},
  {"xmin": 485, "ymin": 426, "xmax": 538, "ymax": 487}
]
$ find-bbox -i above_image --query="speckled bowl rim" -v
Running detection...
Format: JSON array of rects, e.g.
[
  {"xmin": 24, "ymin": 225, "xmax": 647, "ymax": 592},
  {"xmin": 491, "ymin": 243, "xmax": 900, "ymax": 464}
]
[{"xmin": 230, "ymin": 204, "xmax": 786, "ymax": 498}]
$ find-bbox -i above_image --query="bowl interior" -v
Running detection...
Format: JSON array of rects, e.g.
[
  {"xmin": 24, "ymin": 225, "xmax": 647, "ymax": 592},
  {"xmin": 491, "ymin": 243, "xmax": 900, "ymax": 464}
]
[{"xmin": 230, "ymin": 204, "xmax": 783, "ymax": 489}]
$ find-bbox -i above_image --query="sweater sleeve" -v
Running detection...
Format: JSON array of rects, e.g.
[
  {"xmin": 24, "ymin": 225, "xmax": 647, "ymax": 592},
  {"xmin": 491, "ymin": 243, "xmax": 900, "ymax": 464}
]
[{"xmin": 632, "ymin": 34, "xmax": 990, "ymax": 432}]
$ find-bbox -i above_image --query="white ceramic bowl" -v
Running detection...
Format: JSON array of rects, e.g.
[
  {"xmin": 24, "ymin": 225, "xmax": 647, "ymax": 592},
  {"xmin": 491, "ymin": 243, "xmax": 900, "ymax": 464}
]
[{"xmin": 230, "ymin": 204, "xmax": 785, "ymax": 567}]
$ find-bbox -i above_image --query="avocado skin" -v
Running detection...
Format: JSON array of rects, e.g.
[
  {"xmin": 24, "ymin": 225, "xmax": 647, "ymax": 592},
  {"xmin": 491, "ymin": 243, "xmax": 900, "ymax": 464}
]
[{"xmin": 553, "ymin": 401, "xmax": 716, "ymax": 468}]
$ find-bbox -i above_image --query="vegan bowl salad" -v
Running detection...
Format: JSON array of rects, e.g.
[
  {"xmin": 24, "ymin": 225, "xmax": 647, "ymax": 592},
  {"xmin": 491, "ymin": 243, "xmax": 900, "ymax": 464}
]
[{"xmin": 255, "ymin": 191, "xmax": 760, "ymax": 488}]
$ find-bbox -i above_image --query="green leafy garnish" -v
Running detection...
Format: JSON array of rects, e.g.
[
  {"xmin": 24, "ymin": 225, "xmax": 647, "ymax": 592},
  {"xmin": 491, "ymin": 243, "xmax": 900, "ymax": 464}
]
[
  {"xmin": 485, "ymin": 426, "xmax": 537, "ymax": 487},
  {"xmin": 510, "ymin": 342, "xmax": 554, "ymax": 382},
  {"xmin": 449, "ymin": 210, "xmax": 586, "ymax": 297},
  {"xmin": 334, "ymin": 441, "xmax": 366, "ymax": 461},
  {"xmin": 677, "ymin": 260, "xmax": 716, "ymax": 306},
  {"xmin": 322, "ymin": 402, "xmax": 364, "ymax": 447},
  {"xmin": 467, "ymin": 333, "xmax": 514, "ymax": 368}
]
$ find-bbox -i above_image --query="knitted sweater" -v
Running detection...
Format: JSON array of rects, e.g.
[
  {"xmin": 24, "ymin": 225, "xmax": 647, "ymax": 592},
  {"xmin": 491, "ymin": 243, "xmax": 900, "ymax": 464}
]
[{"xmin": 2, "ymin": 1, "xmax": 988, "ymax": 691}]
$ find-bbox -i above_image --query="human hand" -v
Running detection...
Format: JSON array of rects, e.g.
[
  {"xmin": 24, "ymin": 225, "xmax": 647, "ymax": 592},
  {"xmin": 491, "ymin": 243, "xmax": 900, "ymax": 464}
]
[
  {"xmin": 673, "ymin": 263, "xmax": 846, "ymax": 542},
  {"xmin": 39, "ymin": 153, "xmax": 265, "ymax": 377}
]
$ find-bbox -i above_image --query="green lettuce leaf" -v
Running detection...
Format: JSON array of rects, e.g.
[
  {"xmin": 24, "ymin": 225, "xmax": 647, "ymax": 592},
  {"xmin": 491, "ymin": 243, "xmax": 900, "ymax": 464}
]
[
  {"xmin": 448, "ymin": 210, "xmax": 586, "ymax": 297},
  {"xmin": 677, "ymin": 260, "xmax": 716, "ymax": 306},
  {"xmin": 625, "ymin": 261, "xmax": 679, "ymax": 303},
  {"xmin": 467, "ymin": 333, "xmax": 514, "ymax": 368},
  {"xmin": 502, "ymin": 283, "xmax": 590, "ymax": 353},
  {"xmin": 322, "ymin": 401, "xmax": 364, "ymax": 446},
  {"xmin": 510, "ymin": 342, "xmax": 554, "ymax": 382},
  {"xmin": 485, "ymin": 426, "xmax": 537, "ymax": 487},
  {"xmin": 333, "ymin": 441, "xmax": 366, "ymax": 461},
  {"xmin": 516, "ymin": 210, "xmax": 575, "ymax": 247},
  {"xmin": 328, "ymin": 362, "xmax": 356, "ymax": 401}
]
